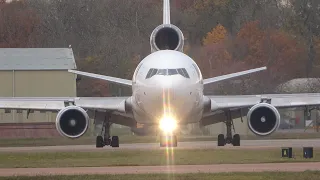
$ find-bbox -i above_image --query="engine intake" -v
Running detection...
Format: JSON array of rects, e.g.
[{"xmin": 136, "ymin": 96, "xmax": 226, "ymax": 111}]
[
  {"xmin": 247, "ymin": 103, "xmax": 280, "ymax": 136},
  {"xmin": 55, "ymin": 106, "xmax": 89, "ymax": 138},
  {"xmin": 150, "ymin": 24, "xmax": 184, "ymax": 53}
]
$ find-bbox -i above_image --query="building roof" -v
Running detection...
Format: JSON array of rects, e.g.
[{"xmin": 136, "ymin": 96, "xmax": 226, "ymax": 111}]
[{"xmin": 0, "ymin": 48, "xmax": 77, "ymax": 70}]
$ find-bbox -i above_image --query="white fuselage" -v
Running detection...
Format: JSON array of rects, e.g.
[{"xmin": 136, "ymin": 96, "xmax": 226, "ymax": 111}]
[{"xmin": 131, "ymin": 50, "xmax": 204, "ymax": 125}]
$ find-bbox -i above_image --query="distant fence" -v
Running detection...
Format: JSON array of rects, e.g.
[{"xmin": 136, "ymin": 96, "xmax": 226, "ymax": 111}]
[{"xmin": 0, "ymin": 122, "xmax": 60, "ymax": 139}]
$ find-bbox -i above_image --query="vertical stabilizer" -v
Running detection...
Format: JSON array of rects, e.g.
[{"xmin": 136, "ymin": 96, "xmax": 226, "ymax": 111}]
[{"xmin": 163, "ymin": 0, "xmax": 170, "ymax": 24}]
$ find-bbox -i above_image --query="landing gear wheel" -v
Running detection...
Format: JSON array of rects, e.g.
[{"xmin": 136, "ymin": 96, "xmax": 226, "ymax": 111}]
[
  {"xmin": 160, "ymin": 136, "xmax": 165, "ymax": 147},
  {"xmin": 232, "ymin": 134, "xmax": 240, "ymax": 146},
  {"xmin": 111, "ymin": 136, "xmax": 119, "ymax": 147},
  {"xmin": 96, "ymin": 136, "xmax": 104, "ymax": 148},
  {"xmin": 160, "ymin": 135, "xmax": 177, "ymax": 147},
  {"xmin": 217, "ymin": 134, "xmax": 225, "ymax": 146},
  {"xmin": 172, "ymin": 135, "xmax": 178, "ymax": 147}
]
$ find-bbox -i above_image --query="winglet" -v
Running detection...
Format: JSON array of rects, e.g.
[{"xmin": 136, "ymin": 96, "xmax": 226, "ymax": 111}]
[
  {"xmin": 68, "ymin": 70, "xmax": 132, "ymax": 87},
  {"xmin": 163, "ymin": 0, "xmax": 170, "ymax": 24},
  {"xmin": 203, "ymin": 67, "xmax": 267, "ymax": 85}
]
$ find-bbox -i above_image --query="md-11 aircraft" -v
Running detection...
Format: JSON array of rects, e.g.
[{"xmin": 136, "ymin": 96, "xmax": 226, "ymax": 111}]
[{"xmin": 1, "ymin": 0, "xmax": 320, "ymax": 148}]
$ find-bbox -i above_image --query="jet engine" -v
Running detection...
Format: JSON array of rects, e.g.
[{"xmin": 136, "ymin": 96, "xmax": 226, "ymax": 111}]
[
  {"xmin": 247, "ymin": 103, "xmax": 280, "ymax": 136},
  {"xmin": 55, "ymin": 106, "xmax": 89, "ymax": 138},
  {"xmin": 150, "ymin": 24, "xmax": 184, "ymax": 53}
]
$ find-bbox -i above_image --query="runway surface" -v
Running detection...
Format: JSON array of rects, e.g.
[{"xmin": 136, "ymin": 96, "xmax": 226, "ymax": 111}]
[
  {"xmin": 0, "ymin": 139, "xmax": 319, "ymax": 176},
  {"xmin": 0, "ymin": 139, "xmax": 319, "ymax": 152},
  {"xmin": 0, "ymin": 162, "xmax": 319, "ymax": 176}
]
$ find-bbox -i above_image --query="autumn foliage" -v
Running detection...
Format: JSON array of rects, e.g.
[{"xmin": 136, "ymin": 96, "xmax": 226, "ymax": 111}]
[
  {"xmin": 235, "ymin": 21, "xmax": 305, "ymax": 79},
  {"xmin": 0, "ymin": 0, "xmax": 320, "ymax": 95},
  {"xmin": 0, "ymin": 0, "xmax": 39, "ymax": 48},
  {"xmin": 202, "ymin": 24, "xmax": 227, "ymax": 45},
  {"xmin": 91, "ymin": 80, "xmax": 110, "ymax": 97},
  {"xmin": 194, "ymin": 20, "xmax": 308, "ymax": 93}
]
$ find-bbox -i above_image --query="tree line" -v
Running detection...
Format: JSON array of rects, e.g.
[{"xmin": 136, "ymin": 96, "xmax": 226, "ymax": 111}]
[{"xmin": 1, "ymin": 0, "xmax": 319, "ymax": 96}]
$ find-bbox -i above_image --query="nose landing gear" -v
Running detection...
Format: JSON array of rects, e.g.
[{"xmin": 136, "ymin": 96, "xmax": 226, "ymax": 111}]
[{"xmin": 159, "ymin": 135, "xmax": 178, "ymax": 147}]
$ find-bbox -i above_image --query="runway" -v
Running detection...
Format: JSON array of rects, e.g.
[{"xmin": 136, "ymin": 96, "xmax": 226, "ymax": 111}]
[
  {"xmin": 0, "ymin": 162, "xmax": 319, "ymax": 176},
  {"xmin": 0, "ymin": 139, "xmax": 319, "ymax": 152},
  {"xmin": 0, "ymin": 139, "xmax": 319, "ymax": 177}
]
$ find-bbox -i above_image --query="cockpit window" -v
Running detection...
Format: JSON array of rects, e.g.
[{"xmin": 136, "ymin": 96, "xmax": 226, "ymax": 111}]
[
  {"xmin": 146, "ymin": 68, "xmax": 189, "ymax": 79},
  {"xmin": 168, "ymin": 69, "xmax": 178, "ymax": 75},
  {"xmin": 156, "ymin": 69, "xmax": 167, "ymax": 75},
  {"xmin": 177, "ymin": 68, "xmax": 190, "ymax": 78},
  {"xmin": 145, "ymin": 68, "xmax": 157, "ymax": 79}
]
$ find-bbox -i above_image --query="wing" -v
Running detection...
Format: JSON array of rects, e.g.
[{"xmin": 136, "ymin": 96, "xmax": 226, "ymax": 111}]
[
  {"xmin": 209, "ymin": 93, "xmax": 320, "ymax": 111},
  {"xmin": 202, "ymin": 93, "xmax": 320, "ymax": 125},
  {"xmin": 203, "ymin": 67, "xmax": 266, "ymax": 85},
  {"xmin": 0, "ymin": 97, "xmax": 130, "ymax": 113},
  {"xmin": 68, "ymin": 70, "xmax": 132, "ymax": 87}
]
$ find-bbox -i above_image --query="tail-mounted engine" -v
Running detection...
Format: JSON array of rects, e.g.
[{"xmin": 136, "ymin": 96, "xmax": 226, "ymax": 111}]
[
  {"xmin": 150, "ymin": 24, "xmax": 184, "ymax": 53},
  {"xmin": 55, "ymin": 106, "xmax": 89, "ymax": 138},
  {"xmin": 247, "ymin": 103, "xmax": 280, "ymax": 136}
]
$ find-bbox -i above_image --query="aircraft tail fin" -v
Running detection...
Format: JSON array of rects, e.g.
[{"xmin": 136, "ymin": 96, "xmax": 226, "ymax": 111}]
[{"xmin": 163, "ymin": 0, "xmax": 170, "ymax": 24}]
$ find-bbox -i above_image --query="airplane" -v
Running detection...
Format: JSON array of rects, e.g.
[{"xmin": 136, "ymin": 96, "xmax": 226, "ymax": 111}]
[{"xmin": 1, "ymin": 0, "xmax": 320, "ymax": 148}]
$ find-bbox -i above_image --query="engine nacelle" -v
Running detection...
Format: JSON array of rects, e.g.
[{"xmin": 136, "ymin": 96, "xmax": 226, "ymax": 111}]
[
  {"xmin": 55, "ymin": 106, "xmax": 89, "ymax": 138},
  {"xmin": 247, "ymin": 103, "xmax": 280, "ymax": 136},
  {"xmin": 150, "ymin": 24, "xmax": 184, "ymax": 53}
]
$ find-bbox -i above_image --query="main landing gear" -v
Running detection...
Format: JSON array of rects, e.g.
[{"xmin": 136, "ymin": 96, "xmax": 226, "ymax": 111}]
[
  {"xmin": 217, "ymin": 111, "xmax": 240, "ymax": 146},
  {"xmin": 96, "ymin": 120, "xmax": 119, "ymax": 148}
]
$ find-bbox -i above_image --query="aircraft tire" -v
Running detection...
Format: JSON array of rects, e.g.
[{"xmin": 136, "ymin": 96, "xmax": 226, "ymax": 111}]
[
  {"xmin": 232, "ymin": 134, "xmax": 240, "ymax": 146},
  {"xmin": 173, "ymin": 135, "xmax": 178, "ymax": 147},
  {"xmin": 217, "ymin": 134, "xmax": 225, "ymax": 146},
  {"xmin": 96, "ymin": 136, "xmax": 104, "ymax": 148},
  {"xmin": 159, "ymin": 135, "xmax": 177, "ymax": 147},
  {"xmin": 111, "ymin": 136, "xmax": 119, "ymax": 147}
]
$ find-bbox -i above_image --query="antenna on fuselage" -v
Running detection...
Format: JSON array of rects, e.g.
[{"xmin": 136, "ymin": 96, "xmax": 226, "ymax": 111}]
[{"xmin": 163, "ymin": 0, "xmax": 170, "ymax": 24}]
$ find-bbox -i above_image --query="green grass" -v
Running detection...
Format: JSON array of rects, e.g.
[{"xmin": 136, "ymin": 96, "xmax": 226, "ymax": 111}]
[
  {"xmin": 0, "ymin": 148, "xmax": 319, "ymax": 168},
  {"xmin": 0, "ymin": 132, "xmax": 320, "ymax": 147},
  {"xmin": 1, "ymin": 172, "xmax": 320, "ymax": 180}
]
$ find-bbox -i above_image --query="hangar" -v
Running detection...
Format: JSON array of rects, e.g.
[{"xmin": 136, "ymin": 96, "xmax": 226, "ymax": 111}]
[{"xmin": 0, "ymin": 48, "xmax": 77, "ymax": 138}]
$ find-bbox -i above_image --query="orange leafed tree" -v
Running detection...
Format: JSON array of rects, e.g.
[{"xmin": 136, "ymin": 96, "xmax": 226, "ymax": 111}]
[
  {"xmin": 235, "ymin": 21, "xmax": 306, "ymax": 83},
  {"xmin": 195, "ymin": 20, "xmax": 307, "ymax": 93},
  {"xmin": 202, "ymin": 23, "xmax": 227, "ymax": 45},
  {"xmin": 0, "ymin": 0, "xmax": 40, "ymax": 48},
  {"xmin": 196, "ymin": 24, "xmax": 233, "ymax": 77}
]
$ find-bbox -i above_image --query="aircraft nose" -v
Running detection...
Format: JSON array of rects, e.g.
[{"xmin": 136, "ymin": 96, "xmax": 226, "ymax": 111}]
[{"xmin": 159, "ymin": 78, "xmax": 173, "ymax": 89}]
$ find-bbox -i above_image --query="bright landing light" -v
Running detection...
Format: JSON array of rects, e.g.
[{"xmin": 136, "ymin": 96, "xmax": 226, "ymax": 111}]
[{"xmin": 159, "ymin": 116, "xmax": 177, "ymax": 133}]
